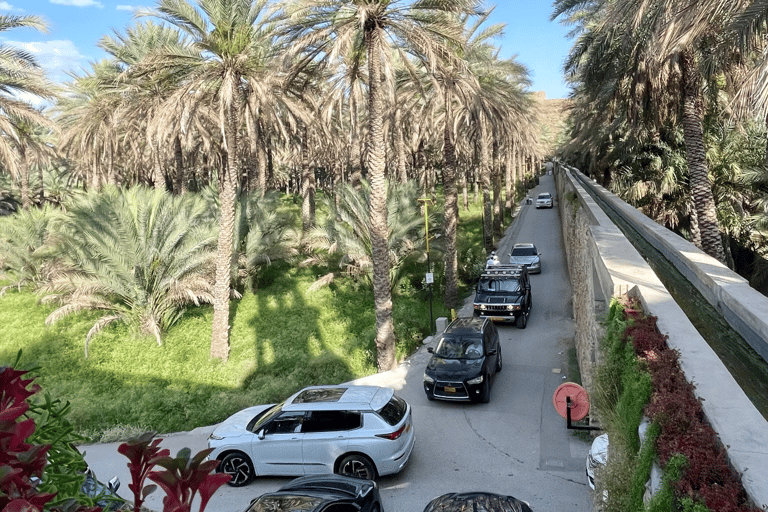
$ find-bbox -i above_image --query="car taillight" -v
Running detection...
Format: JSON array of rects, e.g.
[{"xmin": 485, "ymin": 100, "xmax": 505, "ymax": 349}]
[{"xmin": 376, "ymin": 424, "xmax": 406, "ymax": 440}]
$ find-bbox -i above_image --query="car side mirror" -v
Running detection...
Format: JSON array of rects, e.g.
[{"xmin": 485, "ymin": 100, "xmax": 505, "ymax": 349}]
[
  {"xmin": 258, "ymin": 429, "xmax": 266, "ymax": 440},
  {"xmin": 108, "ymin": 476, "xmax": 120, "ymax": 493},
  {"xmin": 427, "ymin": 347, "xmax": 434, "ymax": 354}
]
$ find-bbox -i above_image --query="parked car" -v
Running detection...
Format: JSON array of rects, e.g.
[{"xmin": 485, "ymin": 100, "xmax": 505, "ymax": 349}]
[
  {"xmin": 535, "ymin": 192, "xmax": 553, "ymax": 209},
  {"xmin": 423, "ymin": 317, "xmax": 502, "ymax": 403},
  {"xmin": 81, "ymin": 468, "xmax": 123, "ymax": 511},
  {"xmin": 586, "ymin": 433, "xmax": 608, "ymax": 490},
  {"xmin": 422, "ymin": 492, "xmax": 533, "ymax": 512},
  {"xmin": 208, "ymin": 385, "xmax": 415, "ymax": 486},
  {"xmin": 243, "ymin": 474, "xmax": 383, "ymax": 512},
  {"xmin": 509, "ymin": 243, "xmax": 541, "ymax": 274}
]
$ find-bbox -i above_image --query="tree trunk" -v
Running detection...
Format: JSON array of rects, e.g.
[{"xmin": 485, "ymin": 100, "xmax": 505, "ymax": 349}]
[
  {"xmin": 350, "ymin": 95, "xmax": 363, "ymax": 187},
  {"xmin": 681, "ymin": 47, "xmax": 725, "ymax": 264},
  {"xmin": 257, "ymin": 121, "xmax": 268, "ymax": 195},
  {"xmin": 442, "ymin": 87, "xmax": 459, "ymax": 311},
  {"xmin": 505, "ymin": 140, "xmax": 514, "ymax": 214},
  {"xmin": 366, "ymin": 28, "xmax": 396, "ymax": 372},
  {"xmin": 492, "ymin": 138, "xmax": 502, "ymax": 237},
  {"xmin": 210, "ymin": 95, "xmax": 239, "ymax": 362},
  {"xmin": 479, "ymin": 121, "xmax": 493, "ymax": 251},
  {"xmin": 173, "ymin": 136, "xmax": 186, "ymax": 194},
  {"xmin": 20, "ymin": 146, "xmax": 31, "ymax": 210},
  {"xmin": 301, "ymin": 126, "xmax": 315, "ymax": 234},
  {"xmin": 394, "ymin": 104, "xmax": 408, "ymax": 184}
]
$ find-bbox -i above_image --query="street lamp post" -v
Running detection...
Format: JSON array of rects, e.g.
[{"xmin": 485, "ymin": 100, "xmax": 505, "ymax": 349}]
[{"xmin": 418, "ymin": 196, "xmax": 434, "ymax": 334}]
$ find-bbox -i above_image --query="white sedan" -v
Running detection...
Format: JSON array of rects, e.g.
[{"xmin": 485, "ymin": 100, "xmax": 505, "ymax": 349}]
[{"xmin": 536, "ymin": 192, "xmax": 553, "ymax": 209}]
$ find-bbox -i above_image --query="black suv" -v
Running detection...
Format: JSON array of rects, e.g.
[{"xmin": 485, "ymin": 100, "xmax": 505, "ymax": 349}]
[
  {"xmin": 423, "ymin": 317, "xmax": 502, "ymax": 403},
  {"xmin": 472, "ymin": 264, "xmax": 532, "ymax": 328}
]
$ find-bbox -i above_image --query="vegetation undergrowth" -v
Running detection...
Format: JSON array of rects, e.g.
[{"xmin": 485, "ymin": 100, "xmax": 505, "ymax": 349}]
[
  {"xmin": 0, "ymin": 198, "xmax": 494, "ymax": 443},
  {"xmin": 593, "ymin": 297, "xmax": 759, "ymax": 512}
]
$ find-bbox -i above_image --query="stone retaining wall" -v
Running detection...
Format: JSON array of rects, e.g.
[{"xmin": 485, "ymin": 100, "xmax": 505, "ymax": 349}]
[{"xmin": 554, "ymin": 161, "xmax": 768, "ymax": 509}]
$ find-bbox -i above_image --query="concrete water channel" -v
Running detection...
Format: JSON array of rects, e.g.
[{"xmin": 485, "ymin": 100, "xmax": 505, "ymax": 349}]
[{"xmin": 575, "ymin": 173, "xmax": 768, "ymax": 421}]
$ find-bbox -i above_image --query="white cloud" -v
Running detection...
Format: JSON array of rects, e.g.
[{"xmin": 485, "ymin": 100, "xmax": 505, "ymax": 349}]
[
  {"xmin": 0, "ymin": 1, "xmax": 22, "ymax": 11},
  {"xmin": 116, "ymin": 5, "xmax": 136, "ymax": 11},
  {"xmin": 6, "ymin": 40, "xmax": 88, "ymax": 83},
  {"xmin": 49, "ymin": 0, "xmax": 104, "ymax": 7}
]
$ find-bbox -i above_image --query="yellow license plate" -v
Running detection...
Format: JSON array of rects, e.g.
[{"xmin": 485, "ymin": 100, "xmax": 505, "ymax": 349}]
[{"xmin": 444, "ymin": 386, "xmax": 456, "ymax": 393}]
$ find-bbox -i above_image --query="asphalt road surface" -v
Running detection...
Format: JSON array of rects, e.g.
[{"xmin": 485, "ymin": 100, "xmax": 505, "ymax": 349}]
[{"xmin": 82, "ymin": 173, "xmax": 594, "ymax": 512}]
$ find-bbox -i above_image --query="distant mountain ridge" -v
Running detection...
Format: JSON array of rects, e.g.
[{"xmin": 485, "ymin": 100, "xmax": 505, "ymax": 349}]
[{"xmin": 533, "ymin": 91, "xmax": 571, "ymax": 158}]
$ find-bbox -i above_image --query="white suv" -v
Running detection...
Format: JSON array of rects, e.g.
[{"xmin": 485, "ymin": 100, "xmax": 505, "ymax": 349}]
[{"xmin": 208, "ymin": 385, "xmax": 415, "ymax": 486}]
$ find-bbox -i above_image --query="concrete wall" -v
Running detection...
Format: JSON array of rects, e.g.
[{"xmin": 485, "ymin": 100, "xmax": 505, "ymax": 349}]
[{"xmin": 555, "ymin": 163, "xmax": 768, "ymax": 509}]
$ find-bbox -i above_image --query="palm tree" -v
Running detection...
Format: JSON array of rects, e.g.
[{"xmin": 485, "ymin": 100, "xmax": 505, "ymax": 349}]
[
  {"xmin": 278, "ymin": 0, "xmax": 481, "ymax": 371},
  {"xmin": 554, "ymin": 0, "xmax": 728, "ymax": 263},
  {"xmin": 0, "ymin": 205, "xmax": 56, "ymax": 295},
  {"xmin": 305, "ymin": 179, "xmax": 438, "ymax": 289},
  {"xmin": 42, "ymin": 186, "xmax": 217, "ymax": 357},
  {"xmin": 137, "ymin": 0, "xmax": 287, "ymax": 361},
  {"xmin": 234, "ymin": 189, "xmax": 299, "ymax": 292},
  {"xmin": 0, "ymin": 15, "xmax": 58, "ymax": 204}
]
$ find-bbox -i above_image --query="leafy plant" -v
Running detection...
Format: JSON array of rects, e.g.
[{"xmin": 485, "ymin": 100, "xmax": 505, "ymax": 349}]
[
  {"xmin": 304, "ymin": 180, "xmax": 439, "ymax": 288},
  {"xmin": 40, "ymin": 186, "xmax": 218, "ymax": 355},
  {"xmin": 0, "ymin": 206, "xmax": 58, "ymax": 296}
]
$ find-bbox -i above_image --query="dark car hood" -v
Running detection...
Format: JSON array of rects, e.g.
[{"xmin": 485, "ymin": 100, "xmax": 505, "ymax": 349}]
[
  {"xmin": 427, "ymin": 356, "xmax": 484, "ymax": 380},
  {"xmin": 474, "ymin": 292, "xmax": 522, "ymax": 304}
]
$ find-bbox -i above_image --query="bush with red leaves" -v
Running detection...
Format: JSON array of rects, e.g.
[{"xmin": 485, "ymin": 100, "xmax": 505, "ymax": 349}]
[
  {"xmin": 622, "ymin": 312, "xmax": 759, "ymax": 512},
  {"xmin": 0, "ymin": 366, "xmax": 100, "ymax": 512}
]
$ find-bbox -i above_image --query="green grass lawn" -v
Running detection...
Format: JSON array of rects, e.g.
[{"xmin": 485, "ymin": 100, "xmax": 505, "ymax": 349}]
[{"xmin": 1, "ymin": 200, "xmax": 493, "ymax": 442}]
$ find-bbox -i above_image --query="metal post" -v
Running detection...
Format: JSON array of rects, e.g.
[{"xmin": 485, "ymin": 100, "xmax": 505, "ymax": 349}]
[{"xmin": 418, "ymin": 197, "xmax": 434, "ymax": 334}]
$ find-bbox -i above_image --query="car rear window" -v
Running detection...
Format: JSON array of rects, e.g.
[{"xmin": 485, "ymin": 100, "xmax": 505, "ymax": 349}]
[
  {"xmin": 511, "ymin": 246, "xmax": 536, "ymax": 256},
  {"xmin": 376, "ymin": 395, "xmax": 407, "ymax": 426}
]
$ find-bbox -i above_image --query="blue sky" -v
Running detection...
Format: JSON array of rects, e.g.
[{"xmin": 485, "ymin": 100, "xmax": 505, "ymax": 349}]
[{"xmin": 2, "ymin": 0, "xmax": 574, "ymax": 100}]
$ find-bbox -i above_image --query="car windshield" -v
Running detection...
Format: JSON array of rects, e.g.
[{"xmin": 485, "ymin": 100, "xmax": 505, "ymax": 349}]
[
  {"xmin": 538, "ymin": 193, "xmax": 551, "ymax": 199},
  {"xmin": 434, "ymin": 336, "xmax": 484, "ymax": 360},
  {"xmin": 477, "ymin": 278, "xmax": 520, "ymax": 293},
  {"xmin": 248, "ymin": 403, "xmax": 284, "ymax": 433},
  {"xmin": 511, "ymin": 246, "xmax": 536, "ymax": 256}
]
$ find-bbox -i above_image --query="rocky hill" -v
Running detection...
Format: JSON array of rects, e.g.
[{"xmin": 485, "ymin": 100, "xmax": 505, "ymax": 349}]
[{"xmin": 532, "ymin": 91, "xmax": 572, "ymax": 158}]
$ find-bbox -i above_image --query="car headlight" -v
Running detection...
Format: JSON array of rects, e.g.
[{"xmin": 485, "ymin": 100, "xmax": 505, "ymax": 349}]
[
  {"xmin": 423, "ymin": 374, "xmax": 435, "ymax": 384},
  {"xmin": 474, "ymin": 303, "xmax": 486, "ymax": 311},
  {"xmin": 467, "ymin": 375, "xmax": 484, "ymax": 385}
]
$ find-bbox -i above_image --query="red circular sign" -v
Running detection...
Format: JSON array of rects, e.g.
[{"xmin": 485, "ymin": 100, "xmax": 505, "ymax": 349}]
[{"xmin": 553, "ymin": 382, "xmax": 590, "ymax": 421}]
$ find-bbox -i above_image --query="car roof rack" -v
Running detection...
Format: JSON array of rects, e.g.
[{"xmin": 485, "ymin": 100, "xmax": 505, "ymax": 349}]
[{"xmin": 480, "ymin": 264, "xmax": 526, "ymax": 278}]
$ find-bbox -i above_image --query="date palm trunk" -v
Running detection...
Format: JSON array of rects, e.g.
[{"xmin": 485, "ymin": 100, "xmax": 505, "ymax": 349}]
[
  {"xmin": 366, "ymin": 28, "xmax": 396, "ymax": 372},
  {"xmin": 504, "ymin": 140, "xmax": 514, "ymax": 214},
  {"xmin": 680, "ymin": 48, "xmax": 725, "ymax": 264},
  {"xmin": 20, "ymin": 145, "xmax": 31, "ymax": 209},
  {"xmin": 492, "ymin": 138, "xmax": 502, "ymax": 237},
  {"xmin": 479, "ymin": 120, "xmax": 493, "ymax": 251},
  {"xmin": 301, "ymin": 125, "xmax": 315, "ymax": 234},
  {"xmin": 442, "ymin": 88, "xmax": 459, "ymax": 311},
  {"xmin": 210, "ymin": 91, "xmax": 240, "ymax": 362}
]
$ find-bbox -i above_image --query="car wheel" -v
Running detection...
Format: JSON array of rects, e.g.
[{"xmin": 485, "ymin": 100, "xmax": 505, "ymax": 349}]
[
  {"xmin": 517, "ymin": 311, "xmax": 527, "ymax": 329},
  {"xmin": 218, "ymin": 452, "xmax": 254, "ymax": 487},
  {"xmin": 481, "ymin": 376, "xmax": 491, "ymax": 403},
  {"xmin": 495, "ymin": 348, "xmax": 502, "ymax": 372},
  {"xmin": 371, "ymin": 505, "xmax": 381, "ymax": 512},
  {"xmin": 338, "ymin": 454, "xmax": 377, "ymax": 480}
]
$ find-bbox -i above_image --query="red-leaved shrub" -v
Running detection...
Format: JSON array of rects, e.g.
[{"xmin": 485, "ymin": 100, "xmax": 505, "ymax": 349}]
[{"xmin": 621, "ymin": 309, "xmax": 759, "ymax": 512}]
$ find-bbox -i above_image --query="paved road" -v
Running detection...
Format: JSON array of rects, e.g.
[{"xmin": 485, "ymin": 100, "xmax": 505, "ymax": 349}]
[{"xmin": 82, "ymin": 174, "xmax": 594, "ymax": 512}]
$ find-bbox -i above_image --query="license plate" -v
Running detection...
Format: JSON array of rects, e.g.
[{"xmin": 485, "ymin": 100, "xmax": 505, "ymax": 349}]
[
  {"xmin": 491, "ymin": 317, "xmax": 506, "ymax": 322},
  {"xmin": 444, "ymin": 386, "xmax": 456, "ymax": 393}
]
